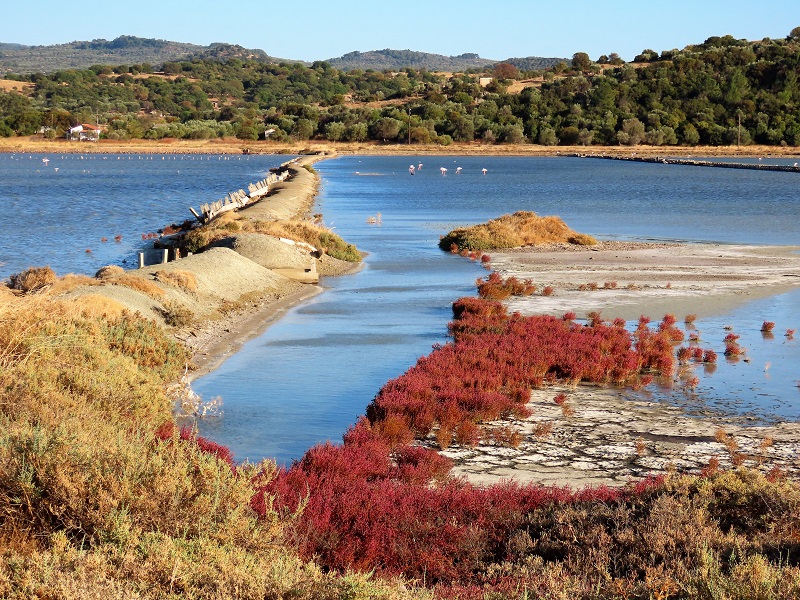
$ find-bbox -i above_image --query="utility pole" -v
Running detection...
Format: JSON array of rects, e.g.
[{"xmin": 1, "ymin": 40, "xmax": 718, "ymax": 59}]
[{"xmin": 737, "ymin": 110, "xmax": 742, "ymax": 147}]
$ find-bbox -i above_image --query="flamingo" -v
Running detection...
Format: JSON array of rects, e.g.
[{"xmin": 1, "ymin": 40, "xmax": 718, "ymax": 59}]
[
  {"xmin": 440, "ymin": 167, "xmax": 447, "ymax": 175},
  {"xmin": 482, "ymin": 168, "xmax": 487, "ymax": 175},
  {"xmin": 455, "ymin": 167, "xmax": 462, "ymax": 174},
  {"xmin": 409, "ymin": 165, "xmax": 415, "ymax": 175},
  {"xmin": 418, "ymin": 163, "xmax": 423, "ymax": 170}
]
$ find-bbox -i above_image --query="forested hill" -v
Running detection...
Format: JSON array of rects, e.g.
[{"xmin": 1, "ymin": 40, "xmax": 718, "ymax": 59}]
[
  {"xmin": 0, "ymin": 36, "xmax": 289, "ymax": 74},
  {"xmin": 4, "ymin": 31, "xmax": 800, "ymax": 148},
  {"xmin": 0, "ymin": 36, "xmax": 567, "ymax": 75},
  {"xmin": 325, "ymin": 49, "xmax": 568, "ymax": 72}
]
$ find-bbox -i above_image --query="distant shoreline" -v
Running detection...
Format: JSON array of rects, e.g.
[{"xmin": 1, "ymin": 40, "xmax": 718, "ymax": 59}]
[{"xmin": 3, "ymin": 136, "xmax": 800, "ymax": 158}]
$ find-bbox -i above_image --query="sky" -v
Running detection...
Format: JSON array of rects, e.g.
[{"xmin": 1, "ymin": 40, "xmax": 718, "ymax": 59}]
[{"xmin": 3, "ymin": 1, "xmax": 800, "ymax": 63}]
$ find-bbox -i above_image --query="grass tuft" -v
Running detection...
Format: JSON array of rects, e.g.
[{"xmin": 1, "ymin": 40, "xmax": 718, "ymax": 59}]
[
  {"xmin": 439, "ymin": 211, "xmax": 597, "ymax": 252},
  {"xmin": 7, "ymin": 266, "xmax": 57, "ymax": 293},
  {"xmin": 153, "ymin": 269, "xmax": 198, "ymax": 293}
]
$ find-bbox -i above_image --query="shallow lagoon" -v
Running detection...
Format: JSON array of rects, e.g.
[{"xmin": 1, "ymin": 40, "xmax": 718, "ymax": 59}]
[
  {"xmin": 0, "ymin": 153, "xmax": 286, "ymax": 278},
  {"xmin": 193, "ymin": 156, "xmax": 800, "ymax": 465}
]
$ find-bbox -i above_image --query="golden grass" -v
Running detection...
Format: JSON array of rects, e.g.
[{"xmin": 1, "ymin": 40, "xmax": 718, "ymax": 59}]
[
  {"xmin": 252, "ymin": 219, "xmax": 361, "ymax": 262},
  {"xmin": 154, "ymin": 269, "xmax": 198, "ymax": 293},
  {"xmin": 183, "ymin": 213, "xmax": 362, "ymax": 263},
  {"xmin": 0, "ymin": 290, "xmax": 421, "ymax": 599},
  {"xmin": 95, "ymin": 264, "xmax": 125, "ymax": 279},
  {"xmin": 47, "ymin": 273, "xmax": 98, "ymax": 295},
  {"xmin": 7, "ymin": 266, "xmax": 57, "ymax": 293},
  {"xmin": 58, "ymin": 294, "xmax": 127, "ymax": 321},
  {"xmin": 439, "ymin": 211, "xmax": 597, "ymax": 252},
  {"xmin": 110, "ymin": 274, "xmax": 166, "ymax": 299}
]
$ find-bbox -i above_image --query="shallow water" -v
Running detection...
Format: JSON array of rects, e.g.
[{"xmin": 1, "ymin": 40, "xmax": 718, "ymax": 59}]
[
  {"xmin": 193, "ymin": 156, "xmax": 800, "ymax": 466},
  {"xmin": 0, "ymin": 153, "xmax": 287, "ymax": 278}
]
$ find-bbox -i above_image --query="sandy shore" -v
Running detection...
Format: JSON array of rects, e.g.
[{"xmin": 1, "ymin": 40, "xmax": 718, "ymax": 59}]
[
  {"xmin": 4, "ymin": 136, "xmax": 800, "ymax": 158},
  {"xmin": 433, "ymin": 384, "xmax": 800, "ymax": 488},
  {"xmin": 491, "ymin": 240, "xmax": 800, "ymax": 321}
]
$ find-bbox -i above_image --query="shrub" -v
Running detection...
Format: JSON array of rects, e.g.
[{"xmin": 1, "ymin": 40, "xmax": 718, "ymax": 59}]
[
  {"xmin": 439, "ymin": 211, "xmax": 595, "ymax": 252},
  {"xmin": 110, "ymin": 275, "xmax": 166, "ymax": 299},
  {"xmin": 476, "ymin": 272, "xmax": 536, "ymax": 299},
  {"xmin": 533, "ymin": 421, "xmax": 553, "ymax": 438},
  {"xmin": 160, "ymin": 301, "xmax": 195, "ymax": 328},
  {"xmin": 568, "ymin": 233, "xmax": 598, "ymax": 246},
  {"xmin": 95, "ymin": 265, "xmax": 125, "ymax": 279},
  {"xmin": 154, "ymin": 269, "xmax": 198, "ymax": 293},
  {"xmin": 8, "ymin": 266, "xmax": 57, "ymax": 293}
]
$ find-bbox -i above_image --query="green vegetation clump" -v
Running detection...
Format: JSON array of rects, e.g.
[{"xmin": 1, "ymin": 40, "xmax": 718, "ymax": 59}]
[{"xmin": 439, "ymin": 210, "xmax": 597, "ymax": 252}]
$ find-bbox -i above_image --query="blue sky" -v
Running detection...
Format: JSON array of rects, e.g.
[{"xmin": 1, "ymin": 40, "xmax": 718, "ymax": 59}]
[{"xmin": 4, "ymin": 0, "xmax": 800, "ymax": 63}]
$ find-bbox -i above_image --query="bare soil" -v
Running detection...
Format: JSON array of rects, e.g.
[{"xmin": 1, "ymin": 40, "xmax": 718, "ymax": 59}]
[
  {"xmin": 4, "ymin": 136, "xmax": 800, "ymax": 159},
  {"xmin": 437, "ymin": 241, "xmax": 800, "ymax": 487}
]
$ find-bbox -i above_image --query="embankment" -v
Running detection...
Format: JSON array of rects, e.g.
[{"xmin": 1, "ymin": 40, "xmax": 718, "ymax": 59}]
[
  {"xmin": 577, "ymin": 152, "xmax": 800, "ymax": 172},
  {"xmin": 63, "ymin": 152, "xmax": 359, "ymax": 379}
]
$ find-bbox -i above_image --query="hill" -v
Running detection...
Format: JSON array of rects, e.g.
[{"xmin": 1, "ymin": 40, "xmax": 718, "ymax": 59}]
[
  {"xmin": 0, "ymin": 36, "xmax": 290, "ymax": 74},
  {"xmin": 325, "ymin": 48, "xmax": 567, "ymax": 71},
  {"xmin": 0, "ymin": 35, "xmax": 569, "ymax": 75},
  {"xmin": 505, "ymin": 55, "xmax": 570, "ymax": 70}
]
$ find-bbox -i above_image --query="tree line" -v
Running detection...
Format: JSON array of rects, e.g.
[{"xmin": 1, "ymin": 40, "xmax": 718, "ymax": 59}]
[{"xmin": 3, "ymin": 29, "xmax": 800, "ymax": 147}]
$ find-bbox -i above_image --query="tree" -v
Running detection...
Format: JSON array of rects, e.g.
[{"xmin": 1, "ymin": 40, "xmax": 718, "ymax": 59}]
[
  {"xmin": 493, "ymin": 62, "xmax": 519, "ymax": 80},
  {"xmin": 559, "ymin": 125, "xmax": 580, "ymax": 145},
  {"xmin": 572, "ymin": 52, "xmax": 591, "ymax": 72},
  {"xmin": 538, "ymin": 126, "xmax": 558, "ymax": 146},
  {"xmin": 346, "ymin": 123, "xmax": 368, "ymax": 142},
  {"xmin": 634, "ymin": 49, "xmax": 658, "ymax": 62},
  {"xmin": 502, "ymin": 125, "xmax": 525, "ymax": 144},
  {"xmin": 617, "ymin": 118, "xmax": 645, "ymax": 145},
  {"xmin": 293, "ymin": 118, "xmax": 315, "ymax": 140},
  {"xmin": 372, "ymin": 117, "xmax": 402, "ymax": 141},
  {"xmin": 325, "ymin": 121, "xmax": 346, "ymax": 142}
]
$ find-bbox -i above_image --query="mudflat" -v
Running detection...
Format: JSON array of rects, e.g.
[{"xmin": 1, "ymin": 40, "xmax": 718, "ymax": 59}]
[
  {"xmin": 491, "ymin": 240, "xmax": 800, "ymax": 321},
  {"xmin": 435, "ymin": 241, "xmax": 800, "ymax": 486}
]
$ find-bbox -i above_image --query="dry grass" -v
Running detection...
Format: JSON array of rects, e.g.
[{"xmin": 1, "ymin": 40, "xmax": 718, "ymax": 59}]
[
  {"xmin": 183, "ymin": 214, "xmax": 362, "ymax": 263},
  {"xmin": 154, "ymin": 269, "xmax": 198, "ymax": 293},
  {"xmin": 95, "ymin": 265, "xmax": 125, "ymax": 279},
  {"xmin": 58, "ymin": 294, "xmax": 127, "ymax": 321},
  {"xmin": 109, "ymin": 275, "xmax": 166, "ymax": 299},
  {"xmin": 439, "ymin": 211, "xmax": 597, "ymax": 252},
  {"xmin": 252, "ymin": 219, "xmax": 361, "ymax": 262},
  {"xmin": 0, "ymin": 290, "xmax": 417, "ymax": 599},
  {"xmin": 48, "ymin": 273, "xmax": 98, "ymax": 295},
  {"xmin": 7, "ymin": 266, "xmax": 57, "ymax": 293}
]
